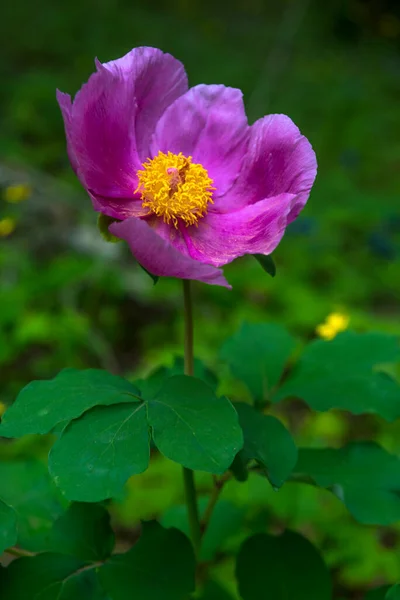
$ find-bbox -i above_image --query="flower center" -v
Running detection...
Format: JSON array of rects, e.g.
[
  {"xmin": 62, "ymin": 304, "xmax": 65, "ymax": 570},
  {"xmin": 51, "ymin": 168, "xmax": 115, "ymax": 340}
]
[{"xmin": 135, "ymin": 151, "xmax": 215, "ymax": 228}]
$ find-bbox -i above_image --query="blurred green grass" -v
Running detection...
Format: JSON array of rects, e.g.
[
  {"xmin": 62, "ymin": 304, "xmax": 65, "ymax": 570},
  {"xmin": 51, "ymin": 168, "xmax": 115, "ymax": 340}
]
[
  {"xmin": 1, "ymin": 0, "xmax": 400, "ymax": 595},
  {"xmin": 1, "ymin": 0, "xmax": 399, "ymax": 375}
]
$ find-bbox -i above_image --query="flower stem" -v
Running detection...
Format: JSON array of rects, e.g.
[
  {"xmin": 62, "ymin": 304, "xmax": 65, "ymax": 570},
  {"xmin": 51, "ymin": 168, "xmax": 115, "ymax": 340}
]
[
  {"xmin": 182, "ymin": 279, "xmax": 201, "ymax": 558},
  {"xmin": 182, "ymin": 279, "xmax": 194, "ymax": 377}
]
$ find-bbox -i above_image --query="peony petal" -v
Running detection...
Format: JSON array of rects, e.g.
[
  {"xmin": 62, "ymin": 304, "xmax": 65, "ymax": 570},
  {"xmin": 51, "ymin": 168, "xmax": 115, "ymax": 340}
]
[
  {"xmin": 88, "ymin": 191, "xmax": 149, "ymax": 220},
  {"xmin": 61, "ymin": 63, "xmax": 139, "ymax": 199},
  {"xmin": 147, "ymin": 217, "xmax": 190, "ymax": 256},
  {"xmin": 56, "ymin": 91, "xmax": 79, "ymax": 175},
  {"xmin": 182, "ymin": 193, "xmax": 296, "ymax": 267},
  {"xmin": 57, "ymin": 47, "xmax": 188, "ymax": 211},
  {"xmin": 109, "ymin": 217, "xmax": 231, "ymax": 288},
  {"xmin": 151, "ymin": 84, "xmax": 249, "ymax": 197},
  {"xmin": 101, "ymin": 47, "xmax": 188, "ymax": 161},
  {"xmin": 214, "ymin": 114, "xmax": 317, "ymax": 220}
]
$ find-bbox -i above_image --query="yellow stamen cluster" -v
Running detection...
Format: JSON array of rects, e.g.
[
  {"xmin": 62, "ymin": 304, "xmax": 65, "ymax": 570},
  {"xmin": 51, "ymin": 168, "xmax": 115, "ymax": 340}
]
[
  {"xmin": 136, "ymin": 151, "xmax": 215, "ymax": 228},
  {"xmin": 316, "ymin": 312, "xmax": 350, "ymax": 341}
]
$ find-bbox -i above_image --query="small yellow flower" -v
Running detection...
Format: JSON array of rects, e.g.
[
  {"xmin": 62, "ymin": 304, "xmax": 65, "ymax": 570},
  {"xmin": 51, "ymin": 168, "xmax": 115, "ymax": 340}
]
[
  {"xmin": 0, "ymin": 217, "xmax": 16, "ymax": 237},
  {"xmin": 4, "ymin": 183, "xmax": 32, "ymax": 203},
  {"xmin": 316, "ymin": 312, "xmax": 349, "ymax": 341},
  {"xmin": 315, "ymin": 323, "xmax": 336, "ymax": 340},
  {"xmin": 0, "ymin": 401, "xmax": 7, "ymax": 416}
]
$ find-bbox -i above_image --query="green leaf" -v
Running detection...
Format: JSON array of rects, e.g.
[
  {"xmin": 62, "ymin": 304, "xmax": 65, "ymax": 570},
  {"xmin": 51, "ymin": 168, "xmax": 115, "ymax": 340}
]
[
  {"xmin": 365, "ymin": 588, "xmax": 390, "ymax": 600},
  {"xmin": 294, "ymin": 442, "xmax": 400, "ymax": 525},
  {"xmin": 198, "ymin": 581, "xmax": 236, "ymax": 599},
  {"xmin": 221, "ymin": 323, "xmax": 296, "ymax": 404},
  {"xmin": 58, "ymin": 570, "xmax": 110, "ymax": 600},
  {"xmin": 201, "ymin": 501, "xmax": 246, "ymax": 561},
  {"xmin": 0, "ymin": 460, "xmax": 66, "ymax": 551},
  {"xmin": 99, "ymin": 521, "xmax": 195, "ymax": 600},
  {"xmin": 0, "ymin": 369, "xmax": 141, "ymax": 438},
  {"xmin": 387, "ymin": 585, "xmax": 400, "ymax": 599},
  {"xmin": 254, "ymin": 254, "xmax": 276, "ymax": 277},
  {"xmin": 0, "ymin": 499, "xmax": 17, "ymax": 554},
  {"xmin": 230, "ymin": 452, "xmax": 249, "ymax": 482},
  {"xmin": 139, "ymin": 263, "xmax": 159, "ymax": 284},
  {"xmin": 49, "ymin": 374, "xmax": 240, "ymax": 501},
  {"xmin": 162, "ymin": 499, "xmax": 246, "ymax": 561},
  {"xmin": 276, "ymin": 332, "xmax": 400, "ymax": 420},
  {"xmin": 137, "ymin": 357, "xmax": 218, "ymax": 397},
  {"xmin": 47, "ymin": 502, "xmax": 115, "ymax": 561},
  {"xmin": 366, "ymin": 587, "xmax": 400, "ymax": 600},
  {"xmin": 0, "ymin": 553, "xmax": 87, "ymax": 600},
  {"xmin": 147, "ymin": 376, "xmax": 243, "ymax": 474},
  {"xmin": 97, "ymin": 213, "xmax": 122, "ymax": 243},
  {"xmin": 236, "ymin": 530, "xmax": 332, "ymax": 600},
  {"xmin": 234, "ymin": 402, "xmax": 297, "ymax": 488},
  {"xmin": 49, "ymin": 403, "xmax": 150, "ymax": 502}
]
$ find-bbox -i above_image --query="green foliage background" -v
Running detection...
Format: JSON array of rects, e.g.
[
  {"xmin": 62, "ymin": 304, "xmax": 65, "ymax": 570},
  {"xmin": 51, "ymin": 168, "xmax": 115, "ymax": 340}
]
[{"xmin": 1, "ymin": 0, "xmax": 400, "ymax": 597}]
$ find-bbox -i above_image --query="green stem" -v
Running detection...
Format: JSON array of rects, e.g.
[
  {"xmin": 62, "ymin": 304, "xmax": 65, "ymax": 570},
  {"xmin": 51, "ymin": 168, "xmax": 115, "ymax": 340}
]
[
  {"xmin": 182, "ymin": 279, "xmax": 194, "ymax": 377},
  {"xmin": 182, "ymin": 466, "xmax": 201, "ymax": 557},
  {"xmin": 182, "ymin": 279, "xmax": 201, "ymax": 558},
  {"xmin": 201, "ymin": 474, "xmax": 230, "ymax": 537},
  {"xmin": 5, "ymin": 546, "xmax": 34, "ymax": 558}
]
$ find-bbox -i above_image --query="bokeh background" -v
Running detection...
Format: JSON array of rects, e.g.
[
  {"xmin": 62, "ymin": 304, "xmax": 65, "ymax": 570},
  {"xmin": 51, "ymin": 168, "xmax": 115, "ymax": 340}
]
[{"xmin": 1, "ymin": 0, "xmax": 400, "ymax": 597}]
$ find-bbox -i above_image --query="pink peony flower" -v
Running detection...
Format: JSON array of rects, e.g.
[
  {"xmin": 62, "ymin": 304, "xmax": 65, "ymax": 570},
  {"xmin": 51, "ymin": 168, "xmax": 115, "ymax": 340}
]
[{"xmin": 57, "ymin": 47, "xmax": 317, "ymax": 288}]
